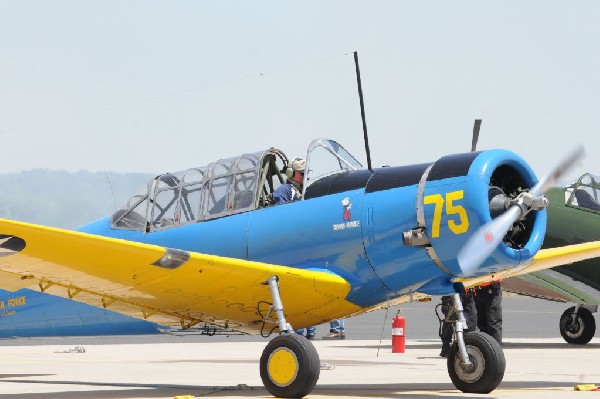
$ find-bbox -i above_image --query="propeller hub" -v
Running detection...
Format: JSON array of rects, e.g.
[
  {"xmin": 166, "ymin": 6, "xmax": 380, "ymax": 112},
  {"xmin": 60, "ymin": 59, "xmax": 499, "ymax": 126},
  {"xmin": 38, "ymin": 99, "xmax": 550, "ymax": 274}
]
[{"xmin": 488, "ymin": 186, "xmax": 509, "ymax": 218}]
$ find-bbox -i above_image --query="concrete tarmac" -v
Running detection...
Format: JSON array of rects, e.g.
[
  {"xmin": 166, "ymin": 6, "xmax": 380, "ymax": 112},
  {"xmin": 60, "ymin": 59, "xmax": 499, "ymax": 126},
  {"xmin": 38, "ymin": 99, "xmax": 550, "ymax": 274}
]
[{"xmin": 0, "ymin": 295, "xmax": 598, "ymax": 398}]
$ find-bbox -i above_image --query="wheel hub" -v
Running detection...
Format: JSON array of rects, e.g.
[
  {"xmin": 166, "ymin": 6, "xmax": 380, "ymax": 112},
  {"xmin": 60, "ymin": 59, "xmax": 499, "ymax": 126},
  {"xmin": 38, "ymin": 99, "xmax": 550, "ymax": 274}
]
[
  {"xmin": 566, "ymin": 317, "xmax": 584, "ymax": 337},
  {"xmin": 455, "ymin": 346, "xmax": 485, "ymax": 383},
  {"xmin": 267, "ymin": 347, "xmax": 299, "ymax": 387}
]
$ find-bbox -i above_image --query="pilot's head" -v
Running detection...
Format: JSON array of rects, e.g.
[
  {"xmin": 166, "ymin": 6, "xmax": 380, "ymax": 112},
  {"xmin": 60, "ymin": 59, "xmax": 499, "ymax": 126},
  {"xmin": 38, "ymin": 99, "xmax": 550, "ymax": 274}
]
[{"xmin": 287, "ymin": 158, "xmax": 305, "ymax": 184}]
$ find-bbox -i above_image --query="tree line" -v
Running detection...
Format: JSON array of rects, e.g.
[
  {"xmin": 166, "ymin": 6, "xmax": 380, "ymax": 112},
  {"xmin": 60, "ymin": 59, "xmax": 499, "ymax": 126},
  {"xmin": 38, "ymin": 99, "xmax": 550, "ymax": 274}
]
[{"xmin": 0, "ymin": 169, "xmax": 152, "ymax": 229}]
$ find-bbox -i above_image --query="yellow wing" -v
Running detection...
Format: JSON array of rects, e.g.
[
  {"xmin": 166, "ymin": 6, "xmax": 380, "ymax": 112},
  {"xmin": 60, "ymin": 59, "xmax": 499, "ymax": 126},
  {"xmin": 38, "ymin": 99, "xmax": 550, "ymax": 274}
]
[
  {"xmin": 457, "ymin": 241, "xmax": 600, "ymax": 288},
  {"xmin": 0, "ymin": 219, "xmax": 361, "ymax": 333}
]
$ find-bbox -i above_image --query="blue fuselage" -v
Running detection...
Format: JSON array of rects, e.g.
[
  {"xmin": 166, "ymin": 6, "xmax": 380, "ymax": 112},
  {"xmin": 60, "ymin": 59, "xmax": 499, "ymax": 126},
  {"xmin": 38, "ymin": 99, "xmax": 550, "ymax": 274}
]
[
  {"xmin": 0, "ymin": 288, "xmax": 160, "ymax": 337},
  {"xmin": 3, "ymin": 149, "xmax": 544, "ymax": 338},
  {"xmin": 78, "ymin": 150, "xmax": 545, "ymax": 308}
]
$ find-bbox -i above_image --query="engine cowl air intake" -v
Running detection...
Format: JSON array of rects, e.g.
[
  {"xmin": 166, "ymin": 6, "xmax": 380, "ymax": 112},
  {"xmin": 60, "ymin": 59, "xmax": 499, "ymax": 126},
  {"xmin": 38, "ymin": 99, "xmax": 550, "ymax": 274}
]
[{"xmin": 414, "ymin": 150, "xmax": 547, "ymax": 277}]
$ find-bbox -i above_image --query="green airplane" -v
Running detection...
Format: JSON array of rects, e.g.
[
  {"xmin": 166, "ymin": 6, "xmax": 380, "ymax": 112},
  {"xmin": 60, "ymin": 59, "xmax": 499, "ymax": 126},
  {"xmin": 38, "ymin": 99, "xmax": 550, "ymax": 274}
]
[
  {"xmin": 503, "ymin": 173, "xmax": 600, "ymax": 344},
  {"xmin": 470, "ymin": 119, "xmax": 599, "ymax": 344}
]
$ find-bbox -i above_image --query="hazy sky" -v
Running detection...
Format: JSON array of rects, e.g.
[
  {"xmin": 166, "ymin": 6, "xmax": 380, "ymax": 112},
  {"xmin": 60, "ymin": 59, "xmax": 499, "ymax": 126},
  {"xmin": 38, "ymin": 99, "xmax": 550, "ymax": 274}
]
[{"xmin": 1, "ymin": 1, "xmax": 599, "ymax": 184}]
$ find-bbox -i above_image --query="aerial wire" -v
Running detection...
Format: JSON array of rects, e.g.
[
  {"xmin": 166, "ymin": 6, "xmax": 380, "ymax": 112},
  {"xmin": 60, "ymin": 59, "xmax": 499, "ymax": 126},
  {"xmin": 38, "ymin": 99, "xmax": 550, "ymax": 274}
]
[
  {"xmin": 0, "ymin": 52, "xmax": 351, "ymax": 135},
  {"xmin": 105, "ymin": 174, "xmax": 118, "ymax": 212},
  {"xmin": 376, "ymin": 306, "xmax": 390, "ymax": 357}
]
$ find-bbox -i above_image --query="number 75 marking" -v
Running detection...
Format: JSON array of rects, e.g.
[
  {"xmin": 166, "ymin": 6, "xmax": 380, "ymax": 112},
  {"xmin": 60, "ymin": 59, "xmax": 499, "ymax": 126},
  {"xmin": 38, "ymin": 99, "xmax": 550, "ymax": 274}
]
[{"xmin": 424, "ymin": 190, "xmax": 470, "ymax": 238}]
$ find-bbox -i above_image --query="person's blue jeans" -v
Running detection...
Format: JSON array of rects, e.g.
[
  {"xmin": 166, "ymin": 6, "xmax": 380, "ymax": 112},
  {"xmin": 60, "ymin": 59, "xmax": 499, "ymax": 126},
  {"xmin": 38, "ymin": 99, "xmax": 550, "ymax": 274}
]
[
  {"xmin": 330, "ymin": 319, "xmax": 344, "ymax": 333},
  {"xmin": 295, "ymin": 326, "xmax": 316, "ymax": 337}
]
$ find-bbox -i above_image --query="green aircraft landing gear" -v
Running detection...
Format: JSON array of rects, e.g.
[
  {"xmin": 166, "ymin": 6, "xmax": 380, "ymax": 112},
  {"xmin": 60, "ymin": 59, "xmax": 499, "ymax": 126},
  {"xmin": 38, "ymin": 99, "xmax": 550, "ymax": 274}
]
[
  {"xmin": 560, "ymin": 305, "xmax": 596, "ymax": 345},
  {"xmin": 446, "ymin": 293, "xmax": 505, "ymax": 393},
  {"xmin": 259, "ymin": 276, "xmax": 320, "ymax": 398}
]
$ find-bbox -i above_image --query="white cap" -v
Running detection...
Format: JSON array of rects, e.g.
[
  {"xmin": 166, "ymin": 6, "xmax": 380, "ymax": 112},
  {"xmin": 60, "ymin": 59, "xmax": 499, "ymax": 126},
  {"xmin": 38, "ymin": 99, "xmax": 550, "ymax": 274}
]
[{"xmin": 292, "ymin": 158, "xmax": 306, "ymax": 172}]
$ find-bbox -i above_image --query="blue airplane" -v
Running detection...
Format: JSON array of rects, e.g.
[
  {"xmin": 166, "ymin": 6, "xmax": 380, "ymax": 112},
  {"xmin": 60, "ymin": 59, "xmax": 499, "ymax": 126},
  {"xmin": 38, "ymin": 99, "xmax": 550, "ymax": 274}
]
[
  {"xmin": 0, "ymin": 288, "xmax": 160, "ymax": 337},
  {"xmin": 0, "ymin": 138, "xmax": 597, "ymax": 397}
]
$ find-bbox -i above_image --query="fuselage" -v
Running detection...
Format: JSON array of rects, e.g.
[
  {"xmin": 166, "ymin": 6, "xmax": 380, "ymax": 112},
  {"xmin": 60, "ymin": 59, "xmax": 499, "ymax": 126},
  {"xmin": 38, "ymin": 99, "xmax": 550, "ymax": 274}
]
[
  {"xmin": 502, "ymin": 178, "xmax": 600, "ymax": 305},
  {"xmin": 78, "ymin": 149, "xmax": 545, "ymax": 309},
  {"xmin": 0, "ymin": 288, "xmax": 160, "ymax": 337}
]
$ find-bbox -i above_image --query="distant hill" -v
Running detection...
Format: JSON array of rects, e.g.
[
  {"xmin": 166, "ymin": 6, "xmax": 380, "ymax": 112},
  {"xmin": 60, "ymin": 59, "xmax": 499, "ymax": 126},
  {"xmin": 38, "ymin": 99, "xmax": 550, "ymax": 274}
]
[{"xmin": 0, "ymin": 169, "xmax": 153, "ymax": 229}]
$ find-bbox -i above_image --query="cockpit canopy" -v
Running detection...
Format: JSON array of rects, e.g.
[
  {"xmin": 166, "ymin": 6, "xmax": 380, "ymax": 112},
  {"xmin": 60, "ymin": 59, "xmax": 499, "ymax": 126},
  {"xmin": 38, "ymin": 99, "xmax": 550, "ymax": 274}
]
[
  {"xmin": 111, "ymin": 139, "xmax": 363, "ymax": 232},
  {"xmin": 565, "ymin": 173, "xmax": 600, "ymax": 213}
]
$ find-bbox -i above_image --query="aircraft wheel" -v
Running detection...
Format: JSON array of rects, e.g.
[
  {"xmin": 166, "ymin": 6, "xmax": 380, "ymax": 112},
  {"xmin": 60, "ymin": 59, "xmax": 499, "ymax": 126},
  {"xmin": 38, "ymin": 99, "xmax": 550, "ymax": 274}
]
[
  {"xmin": 447, "ymin": 331, "xmax": 505, "ymax": 394},
  {"xmin": 560, "ymin": 306, "xmax": 596, "ymax": 345},
  {"xmin": 259, "ymin": 334, "xmax": 320, "ymax": 398}
]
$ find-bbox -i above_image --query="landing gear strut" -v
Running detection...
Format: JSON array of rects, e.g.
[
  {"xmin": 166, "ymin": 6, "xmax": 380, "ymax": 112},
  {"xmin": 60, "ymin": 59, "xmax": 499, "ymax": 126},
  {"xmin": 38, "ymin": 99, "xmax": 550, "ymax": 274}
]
[
  {"xmin": 259, "ymin": 276, "xmax": 320, "ymax": 398},
  {"xmin": 446, "ymin": 292, "xmax": 505, "ymax": 393}
]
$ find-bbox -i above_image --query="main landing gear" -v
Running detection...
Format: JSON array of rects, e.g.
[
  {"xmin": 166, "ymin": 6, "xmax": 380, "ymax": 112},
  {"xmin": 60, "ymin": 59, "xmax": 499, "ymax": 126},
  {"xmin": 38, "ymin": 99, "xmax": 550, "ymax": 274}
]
[
  {"xmin": 446, "ymin": 293, "xmax": 505, "ymax": 393},
  {"xmin": 258, "ymin": 279, "xmax": 507, "ymax": 396},
  {"xmin": 259, "ymin": 276, "xmax": 320, "ymax": 398},
  {"xmin": 559, "ymin": 305, "xmax": 596, "ymax": 345}
]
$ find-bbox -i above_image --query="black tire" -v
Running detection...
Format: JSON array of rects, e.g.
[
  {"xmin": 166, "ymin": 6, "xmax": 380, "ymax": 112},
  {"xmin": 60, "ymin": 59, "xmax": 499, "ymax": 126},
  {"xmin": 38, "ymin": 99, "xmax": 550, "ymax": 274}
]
[
  {"xmin": 447, "ymin": 331, "xmax": 505, "ymax": 394},
  {"xmin": 259, "ymin": 334, "xmax": 320, "ymax": 398},
  {"xmin": 560, "ymin": 306, "xmax": 596, "ymax": 345}
]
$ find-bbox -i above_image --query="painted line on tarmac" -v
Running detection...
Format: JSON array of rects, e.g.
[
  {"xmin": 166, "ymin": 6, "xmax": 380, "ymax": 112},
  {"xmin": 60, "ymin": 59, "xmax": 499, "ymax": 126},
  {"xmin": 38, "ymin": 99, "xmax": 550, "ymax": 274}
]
[
  {"xmin": 345, "ymin": 388, "xmax": 574, "ymax": 396},
  {"xmin": 494, "ymin": 389, "xmax": 575, "ymax": 393}
]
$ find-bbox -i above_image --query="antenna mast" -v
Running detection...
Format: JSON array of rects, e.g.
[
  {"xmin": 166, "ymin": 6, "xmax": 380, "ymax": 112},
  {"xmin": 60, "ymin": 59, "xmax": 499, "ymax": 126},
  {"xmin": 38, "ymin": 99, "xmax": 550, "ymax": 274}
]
[{"xmin": 353, "ymin": 51, "xmax": 373, "ymax": 171}]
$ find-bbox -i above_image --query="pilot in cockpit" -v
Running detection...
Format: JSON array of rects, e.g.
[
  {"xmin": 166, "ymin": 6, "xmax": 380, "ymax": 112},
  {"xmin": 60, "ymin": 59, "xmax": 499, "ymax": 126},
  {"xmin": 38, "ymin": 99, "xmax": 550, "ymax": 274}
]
[{"xmin": 272, "ymin": 158, "xmax": 305, "ymax": 204}]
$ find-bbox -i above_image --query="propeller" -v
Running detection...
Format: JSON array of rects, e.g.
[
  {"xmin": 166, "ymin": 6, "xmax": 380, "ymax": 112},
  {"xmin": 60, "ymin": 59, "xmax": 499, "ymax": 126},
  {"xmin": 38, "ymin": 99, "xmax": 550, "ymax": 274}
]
[{"xmin": 456, "ymin": 145, "xmax": 585, "ymax": 276}]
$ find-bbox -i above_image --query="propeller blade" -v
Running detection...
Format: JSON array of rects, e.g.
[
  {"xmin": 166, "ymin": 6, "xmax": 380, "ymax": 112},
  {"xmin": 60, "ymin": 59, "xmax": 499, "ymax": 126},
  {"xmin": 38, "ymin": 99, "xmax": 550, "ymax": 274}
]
[
  {"xmin": 471, "ymin": 119, "xmax": 482, "ymax": 152},
  {"xmin": 530, "ymin": 145, "xmax": 585, "ymax": 197},
  {"xmin": 457, "ymin": 206, "xmax": 521, "ymax": 275}
]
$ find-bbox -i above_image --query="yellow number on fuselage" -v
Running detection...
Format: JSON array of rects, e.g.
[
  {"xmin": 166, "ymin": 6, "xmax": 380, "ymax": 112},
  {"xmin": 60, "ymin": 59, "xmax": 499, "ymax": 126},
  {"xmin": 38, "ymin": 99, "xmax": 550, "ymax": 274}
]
[
  {"xmin": 423, "ymin": 194, "xmax": 444, "ymax": 238},
  {"xmin": 424, "ymin": 190, "xmax": 469, "ymax": 238}
]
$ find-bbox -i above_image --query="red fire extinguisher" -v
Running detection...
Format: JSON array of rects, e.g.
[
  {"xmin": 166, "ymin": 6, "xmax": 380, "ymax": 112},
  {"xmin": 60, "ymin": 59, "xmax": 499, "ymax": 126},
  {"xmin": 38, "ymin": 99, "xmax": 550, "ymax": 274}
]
[{"xmin": 392, "ymin": 310, "xmax": 406, "ymax": 353}]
